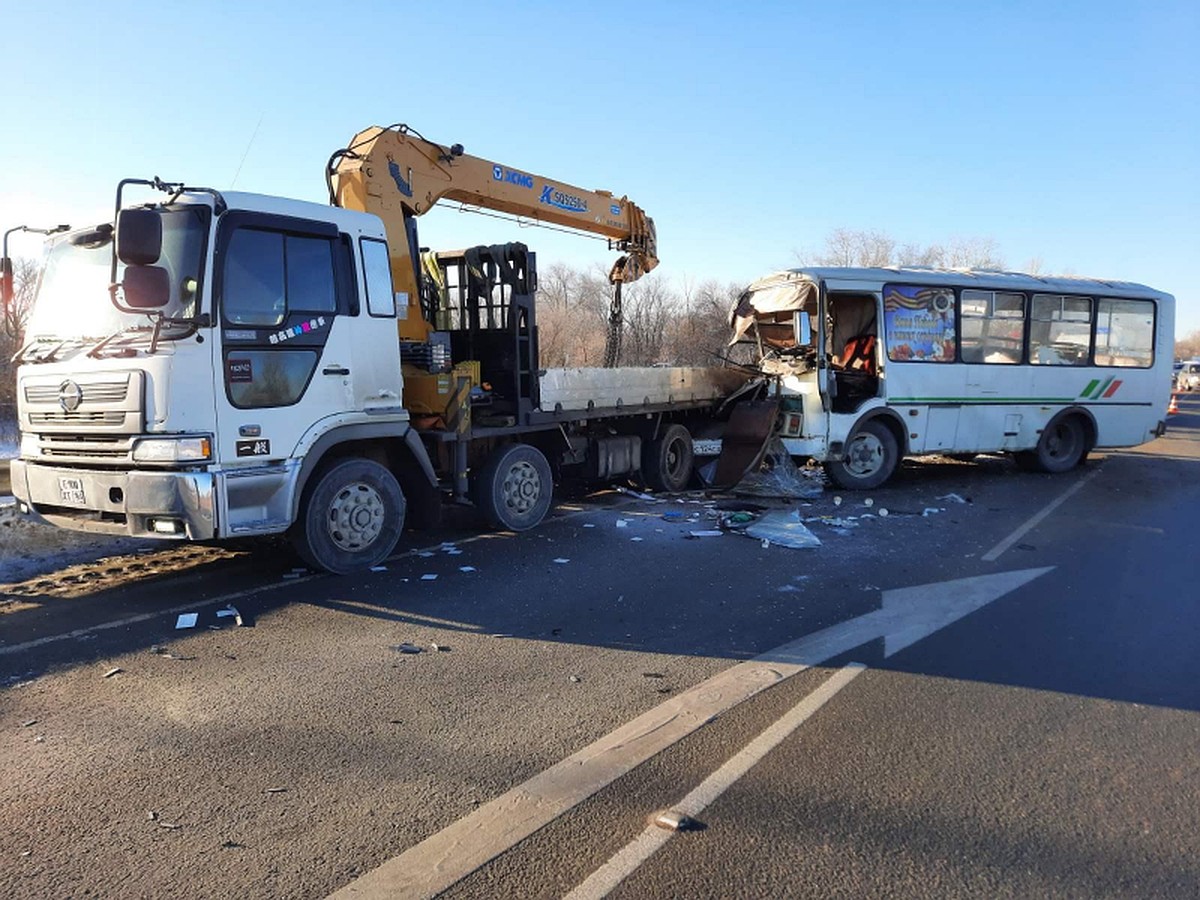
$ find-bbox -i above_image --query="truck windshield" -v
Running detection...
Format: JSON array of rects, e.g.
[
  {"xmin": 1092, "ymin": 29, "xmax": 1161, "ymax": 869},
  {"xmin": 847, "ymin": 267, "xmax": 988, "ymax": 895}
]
[{"xmin": 24, "ymin": 204, "xmax": 210, "ymax": 342}]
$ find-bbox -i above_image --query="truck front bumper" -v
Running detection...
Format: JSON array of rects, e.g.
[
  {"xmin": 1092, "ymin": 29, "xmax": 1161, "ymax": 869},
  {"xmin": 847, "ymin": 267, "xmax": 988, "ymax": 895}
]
[{"xmin": 10, "ymin": 460, "xmax": 216, "ymax": 540}]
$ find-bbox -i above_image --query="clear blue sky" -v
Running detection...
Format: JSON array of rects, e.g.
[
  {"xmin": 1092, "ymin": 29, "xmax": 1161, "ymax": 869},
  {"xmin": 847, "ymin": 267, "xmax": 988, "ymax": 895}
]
[{"xmin": 2, "ymin": 1, "xmax": 1197, "ymax": 336}]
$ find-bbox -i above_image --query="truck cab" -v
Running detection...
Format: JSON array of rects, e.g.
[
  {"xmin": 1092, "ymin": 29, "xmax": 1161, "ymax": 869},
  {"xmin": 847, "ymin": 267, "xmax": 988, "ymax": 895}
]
[{"xmin": 11, "ymin": 187, "xmax": 434, "ymax": 570}]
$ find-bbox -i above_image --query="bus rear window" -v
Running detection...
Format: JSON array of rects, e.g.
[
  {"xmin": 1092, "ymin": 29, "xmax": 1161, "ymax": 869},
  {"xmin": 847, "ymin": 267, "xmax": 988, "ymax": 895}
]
[{"xmin": 1094, "ymin": 298, "xmax": 1154, "ymax": 368}]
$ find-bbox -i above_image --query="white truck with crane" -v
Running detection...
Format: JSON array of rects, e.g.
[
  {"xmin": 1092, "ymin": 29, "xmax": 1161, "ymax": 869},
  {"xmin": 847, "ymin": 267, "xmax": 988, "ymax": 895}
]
[{"xmin": 4, "ymin": 124, "xmax": 755, "ymax": 573}]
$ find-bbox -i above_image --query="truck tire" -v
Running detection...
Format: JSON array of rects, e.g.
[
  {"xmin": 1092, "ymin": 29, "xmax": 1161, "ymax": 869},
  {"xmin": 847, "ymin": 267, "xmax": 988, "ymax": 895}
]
[
  {"xmin": 642, "ymin": 423, "xmax": 694, "ymax": 493},
  {"xmin": 1017, "ymin": 414, "xmax": 1087, "ymax": 474},
  {"xmin": 476, "ymin": 443, "xmax": 553, "ymax": 531},
  {"xmin": 824, "ymin": 419, "xmax": 899, "ymax": 490},
  {"xmin": 291, "ymin": 458, "xmax": 406, "ymax": 574}
]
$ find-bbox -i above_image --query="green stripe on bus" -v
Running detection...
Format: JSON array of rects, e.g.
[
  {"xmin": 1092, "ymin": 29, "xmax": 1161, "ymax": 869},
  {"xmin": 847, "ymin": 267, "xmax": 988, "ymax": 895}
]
[
  {"xmin": 1092, "ymin": 376, "xmax": 1115, "ymax": 399},
  {"xmin": 1080, "ymin": 379, "xmax": 1099, "ymax": 399},
  {"xmin": 889, "ymin": 397, "xmax": 1076, "ymax": 403}
]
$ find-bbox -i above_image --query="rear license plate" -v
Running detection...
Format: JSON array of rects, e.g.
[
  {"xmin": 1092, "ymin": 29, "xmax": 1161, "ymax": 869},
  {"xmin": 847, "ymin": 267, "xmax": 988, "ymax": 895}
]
[{"xmin": 58, "ymin": 476, "xmax": 86, "ymax": 505}]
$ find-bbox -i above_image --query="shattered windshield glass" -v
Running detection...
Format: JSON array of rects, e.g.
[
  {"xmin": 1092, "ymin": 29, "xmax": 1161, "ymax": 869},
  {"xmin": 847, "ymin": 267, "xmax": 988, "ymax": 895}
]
[{"xmin": 24, "ymin": 203, "xmax": 210, "ymax": 343}]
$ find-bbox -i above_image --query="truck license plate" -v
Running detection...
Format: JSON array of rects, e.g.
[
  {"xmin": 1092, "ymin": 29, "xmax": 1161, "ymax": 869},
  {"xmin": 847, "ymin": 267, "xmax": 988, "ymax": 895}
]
[{"xmin": 58, "ymin": 476, "xmax": 86, "ymax": 505}]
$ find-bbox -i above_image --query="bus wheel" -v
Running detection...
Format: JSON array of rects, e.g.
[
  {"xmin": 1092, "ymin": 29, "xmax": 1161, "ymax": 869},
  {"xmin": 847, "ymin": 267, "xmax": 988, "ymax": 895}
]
[
  {"xmin": 291, "ymin": 458, "xmax": 406, "ymax": 574},
  {"xmin": 825, "ymin": 419, "xmax": 899, "ymax": 490},
  {"xmin": 1027, "ymin": 414, "xmax": 1087, "ymax": 473},
  {"xmin": 642, "ymin": 424, "xmax": 694, "ymax": 493},
  {"xmin": 476, "ymin": 443, "xmax": 553, "ymax": 531}
]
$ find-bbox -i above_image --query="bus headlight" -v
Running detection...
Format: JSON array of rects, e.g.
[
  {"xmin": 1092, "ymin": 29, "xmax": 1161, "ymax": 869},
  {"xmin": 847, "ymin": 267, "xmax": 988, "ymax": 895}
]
[{"xmin": 132, "ymin": 436, "xmax": 212, "ymax": 463}]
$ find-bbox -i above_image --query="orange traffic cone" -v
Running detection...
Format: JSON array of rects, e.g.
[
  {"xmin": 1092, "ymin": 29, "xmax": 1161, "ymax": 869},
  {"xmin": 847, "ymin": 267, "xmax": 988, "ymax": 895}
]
[{"xmin": 1167, "ymin": 394, "xmax": 1179, "ymax": 415}]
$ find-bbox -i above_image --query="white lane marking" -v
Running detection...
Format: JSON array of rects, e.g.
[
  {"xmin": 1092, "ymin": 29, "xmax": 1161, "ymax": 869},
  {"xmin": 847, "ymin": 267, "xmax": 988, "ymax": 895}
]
[
  {"xmin": 0, "ymin": 580, "xmax": 298, "ymax": 657},
  {"xmin": 981, "ymin": 467, "xmax": 1101, "ymax": 562},
  {"xmin": 0, "ymin": 500, "xmax": 630, "ymax": 657},
  {"xmin": 325, "ymin": 566, "xmax": 1051, "ymax": 900},
  {"xmin": 565, "ymin": 663, "xmax": 866, "ymax": 900}
]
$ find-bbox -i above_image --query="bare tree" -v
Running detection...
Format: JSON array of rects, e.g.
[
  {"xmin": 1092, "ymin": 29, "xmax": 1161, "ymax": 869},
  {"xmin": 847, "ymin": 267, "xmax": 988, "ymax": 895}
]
[
  {"xmin": 1, "ymin": 258, "xmax": 41, "ymax": 426},
  {"xmin": 802, "ymin": 228, "xmax": 1007, "ymax": 270},
  {"xmin": 1176, "ymin": 330, "xmax": 1200, "ymax": 361}
]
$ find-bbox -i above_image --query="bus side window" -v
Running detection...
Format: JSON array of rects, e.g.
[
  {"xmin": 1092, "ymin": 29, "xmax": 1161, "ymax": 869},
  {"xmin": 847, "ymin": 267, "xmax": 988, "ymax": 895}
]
[{"xmin": 1030, "ymin": 294, "xmax": 1091, "ymax": 365}]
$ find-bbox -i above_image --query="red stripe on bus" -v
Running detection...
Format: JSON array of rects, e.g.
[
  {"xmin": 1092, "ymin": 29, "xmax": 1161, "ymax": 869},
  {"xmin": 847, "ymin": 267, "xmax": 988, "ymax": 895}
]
[{"xmin": 1102, "ymin": 380, "xmax": 1123, "ymax": 398}]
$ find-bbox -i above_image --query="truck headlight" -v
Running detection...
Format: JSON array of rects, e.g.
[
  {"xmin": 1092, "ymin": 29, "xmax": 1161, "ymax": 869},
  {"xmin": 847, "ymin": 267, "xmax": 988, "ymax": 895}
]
[
  {"xmin": 19, "ymin": 433, "xmax": 40, "ymax": 459},
  {"xmin": 132, "ymin": 436, "xmax": 212, "ymax": 463}
]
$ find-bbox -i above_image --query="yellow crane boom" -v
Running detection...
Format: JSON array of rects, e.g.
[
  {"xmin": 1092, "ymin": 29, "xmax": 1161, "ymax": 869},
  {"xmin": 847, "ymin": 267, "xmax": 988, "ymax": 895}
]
[{"xmin": 327, "ymin": 123, "xmax": 657, "ymax": 349}]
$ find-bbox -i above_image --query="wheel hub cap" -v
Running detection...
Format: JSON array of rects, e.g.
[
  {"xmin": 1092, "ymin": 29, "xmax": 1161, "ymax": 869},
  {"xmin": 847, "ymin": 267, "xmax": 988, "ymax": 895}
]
[
  {"xmin": 327, "ymin": 481, "xmax": 385, "ymax": 551},
  {"xmin": 502, "ymin": 461, "xmax": 541, "ymax": 514}
]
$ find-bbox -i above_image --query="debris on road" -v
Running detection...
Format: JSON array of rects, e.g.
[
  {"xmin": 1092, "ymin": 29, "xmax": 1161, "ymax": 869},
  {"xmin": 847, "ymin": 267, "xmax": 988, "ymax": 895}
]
[
  {"xmin": 553, "ymin": 558, "xmax": 570, "ymax": 564},
  {"xmin": 264, "ymin": 787, "xmax": 287, "ymax": 794},
  {"xmin": 687, "ymin": 530, "xmax": 723, "ymax": 538},
  {"xmin": 569, "ymin": 675, "xmax": 582, "ymax": 683},
  {"xmin": 431, "ymin": 642, "xmax": 449, "ymax": 652},
  {"xmin": 392, "ymin": 643, "xmax": 423, "ymax": 654},
  {"xmin": 103, "ymin": 667, "xmax": 122, "ymax": 678},
  {"xmin": 421, "ymin": 574, "xmax": 438, "ymax": 581},
  {"xmin": 744, "ymin": 509, "xmax": 821, "ymax": 549},
  {"xmin": 175, "ymin": 613, "xmax": 199, "ymax": 629},
  {"xmin": 615, "ymin": 519, "xmax": 629, "ymax": 528},
  {"xmin": 937, "ymin": 493, "xmax": 968, "ymax": 504},
  {"xmin": 22, "ymin": 719, "xmax": 38, "ymax": 728},
  {"xmin": 370, "ymin": 565, "xmax": 388, "ymax": 572},
  {"xmin": 653, "ymin": 810, "xmax": 701, "ymax": 832},
  {"xmin": 616, "ymin": 486, "xmax": 660, "ymax": 502},
  {"xmin": 216, "ymin": 604, "xmax": 244, "ymax": 627},
  {"xmin": 459, "ymin": 565, "xmax": 477, "ymax": 573}
]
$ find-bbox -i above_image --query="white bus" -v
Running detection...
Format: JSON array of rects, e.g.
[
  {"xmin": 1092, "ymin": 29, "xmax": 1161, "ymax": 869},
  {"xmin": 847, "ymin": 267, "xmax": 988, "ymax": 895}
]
[{"xmin": 730, "ymin": 267, "xmax": 1174, "ymax": 489}]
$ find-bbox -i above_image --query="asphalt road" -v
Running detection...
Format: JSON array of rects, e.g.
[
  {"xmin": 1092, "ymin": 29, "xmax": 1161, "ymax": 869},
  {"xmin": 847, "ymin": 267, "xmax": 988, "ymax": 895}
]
[{"xmin": 2, "ymin": 396, "xmax": 1198, "ymax": 899}]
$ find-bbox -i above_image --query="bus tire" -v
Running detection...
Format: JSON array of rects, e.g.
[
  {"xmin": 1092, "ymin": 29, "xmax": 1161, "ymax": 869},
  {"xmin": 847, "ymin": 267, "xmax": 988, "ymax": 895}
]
[
  {"xmin": 1027, "ymin": 414, "xmax": 1087, "ymax": 474},
  {"xmin": 642, "ymin": 424, "xmax": 694, "ymax": 493},
  {"xmin": 825, "ymin": 419, "xmax": 899, "ymax": 490},
  {"xmin": 476, "ymin": 443, "xmax": 553, "ymax": 531},
  {"xmin": 290, "ymin": 458, "xmax": 406, "ymax": 574}
]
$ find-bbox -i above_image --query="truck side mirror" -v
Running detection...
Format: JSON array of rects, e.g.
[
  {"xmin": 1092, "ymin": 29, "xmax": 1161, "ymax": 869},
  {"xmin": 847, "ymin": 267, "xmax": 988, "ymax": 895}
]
[
  {"xmin": 793, "ymin": 310, "xmax": 812, "ymax": 346},
  {"xmin": 122, "ymin": 265, "xmax": 170, "ymax": 309},
  {"xmin": 0, "ymin": 256, "xmax": 12, "ymax": 310},
  {"xmin": 116, "ymin": 208, "xmax": 162, "ymax": 265}
]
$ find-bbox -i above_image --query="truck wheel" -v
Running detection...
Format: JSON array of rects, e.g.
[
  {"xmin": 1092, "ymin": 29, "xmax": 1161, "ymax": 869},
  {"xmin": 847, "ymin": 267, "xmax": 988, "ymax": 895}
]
[
  {"xmin": 642, "ymin": 424, "xmax": 695, "ymax": 493},
  {"xmin": 1025, "ymin": 414, "xmax": 1087, "ymax": 473},
  {"xmin": 291, "ymin": 458, "xmax": 406, "ymax": 574},
  {"xmin": 476, "ymin": 443, "xmax": 553, "ymax": 531},
  {"xmin": 824, "ymin": 419, "xmax": 899, "ymax": 490}
]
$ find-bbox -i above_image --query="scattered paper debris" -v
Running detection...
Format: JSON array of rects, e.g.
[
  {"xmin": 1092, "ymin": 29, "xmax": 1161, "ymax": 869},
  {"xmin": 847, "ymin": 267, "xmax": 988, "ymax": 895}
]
[
  {"xmin": 616, "ymin": 486, "xmax": 660, "ymax": 502},
  {"xmin": 582, "ymin": 523, "xmax": 596, "ymax": 528},
  {"xmin": 569, "ymin": 675, "xmax": 582, "ymax": 683},
  {"xmin": 421, "ymin": 573, "xmax": 438, "ymax": 581},
  {"xmin": 833, "ymin": 496, "xmax": 843, "ymax": 507},
  {"xmin": 431, "ymin": 642, "xmax": 449, "ymax": 652},
  {"xmin": 922, "ymin": 507, "xmax": 943, "ymax": 517},
  {"xmin": 937, "ymin": 493, "xmax": 968, "ymax": 504},
  {"xmin": 879, "ymin": 508, "xmax": 889, "ymax": 517},
  {"xmin": 863, "ymin": 498, "xmax": 874, "ymax": 507},
  {"xmin": 459, "ymin": 565, "xmax": 477, "ymax": 573},
  {"xmin": 370, "ymin": 565, "xmax": 388, "ymax": 572},
  {"xmin": 688, "ymin": 530, "xmax": 723, "ymax": 538},
  {"xmin": 615, "ymin": 519, "xmax": 629, "ymax": 528},
  {"xmin": 264, "ymin": 787, "xmax": 287, "ymax": 794},
  {"xmin": 553, "ymin": 558, "xmax": 570, "ymax": 564},
  {"xmin": 216, "ymin": 605, "xmax": 244, "ymax": 626},
  {"xmin": 175, "ymin": 613, "xmax": 199, "ymax": 629},
  {"xmin": 103, "ymin": 667, "xmax": 122, "ymax": 678},
  {"xmin": 22, "ymin": 719, "xmax": 38, "ymax": 728},
  {"xmin": 631, "ymin": 537, "xmax": 643, "ymax": 542}
]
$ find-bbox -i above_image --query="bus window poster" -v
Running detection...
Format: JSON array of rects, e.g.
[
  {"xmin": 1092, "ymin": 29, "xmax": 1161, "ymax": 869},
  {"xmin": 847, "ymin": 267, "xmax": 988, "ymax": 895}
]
[{"xmin": 884, "ymin": 284, "xmax": 956, "ymax": 362}]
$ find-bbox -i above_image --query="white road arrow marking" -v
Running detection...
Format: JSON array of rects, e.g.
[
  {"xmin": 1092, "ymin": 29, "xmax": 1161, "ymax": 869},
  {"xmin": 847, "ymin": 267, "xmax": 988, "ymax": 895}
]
[{"xmin": 328, "ymin": 566, "xmax": 1054, "ymax": 900}]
